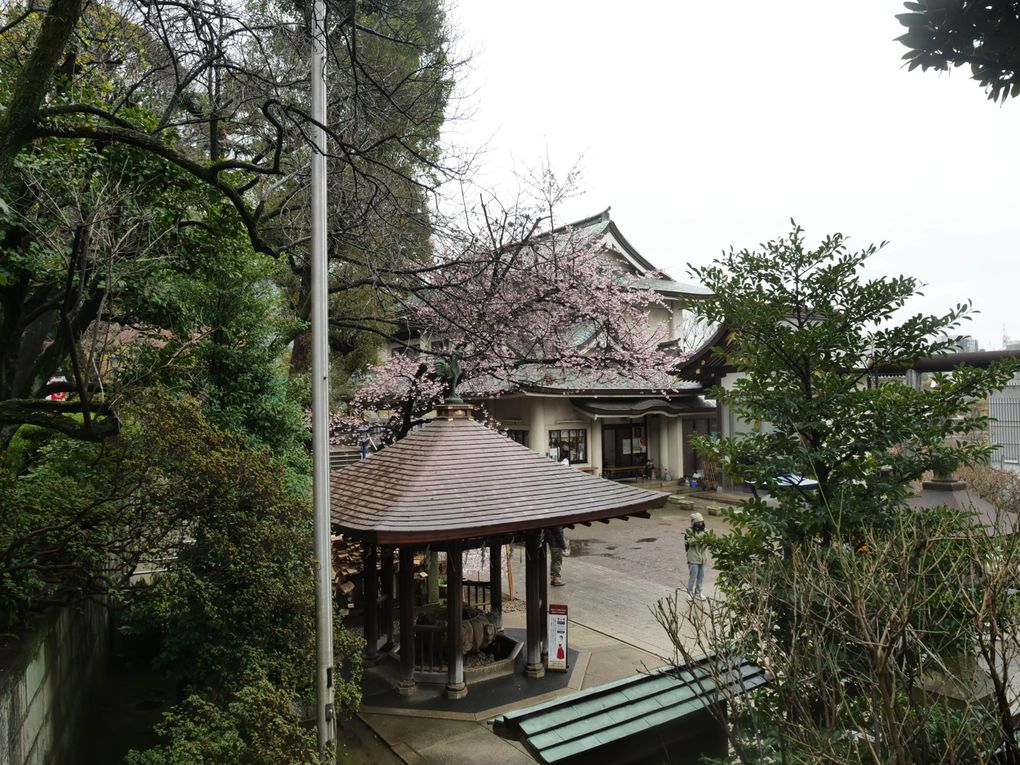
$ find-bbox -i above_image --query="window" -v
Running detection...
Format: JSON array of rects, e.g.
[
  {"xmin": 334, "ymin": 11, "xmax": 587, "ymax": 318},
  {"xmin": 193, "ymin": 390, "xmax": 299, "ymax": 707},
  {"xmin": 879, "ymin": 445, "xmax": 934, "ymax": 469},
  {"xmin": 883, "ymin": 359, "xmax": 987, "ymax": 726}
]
[
  {"xmin": 549, "ymin": 429, "xmax": 587, "ymax": 463},
  {"xmin": 506, "ymin": 429, "xmax": 529, "ymax": 446}
]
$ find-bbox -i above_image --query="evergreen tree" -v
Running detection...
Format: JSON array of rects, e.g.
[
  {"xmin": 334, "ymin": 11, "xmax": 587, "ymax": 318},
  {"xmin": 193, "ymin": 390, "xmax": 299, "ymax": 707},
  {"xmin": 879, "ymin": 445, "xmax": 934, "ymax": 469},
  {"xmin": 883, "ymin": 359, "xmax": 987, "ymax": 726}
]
[{"xmin": 688, "ymin": 223, "xmax": 1016, "ymax": 556}]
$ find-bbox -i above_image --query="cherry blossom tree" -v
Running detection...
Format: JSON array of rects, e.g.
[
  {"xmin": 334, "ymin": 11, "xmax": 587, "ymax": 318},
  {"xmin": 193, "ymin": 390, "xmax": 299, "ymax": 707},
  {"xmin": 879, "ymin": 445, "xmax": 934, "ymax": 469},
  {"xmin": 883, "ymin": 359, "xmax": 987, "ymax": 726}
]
[{"xmin": 331, "ymin": 192, "xmax": 683, "ymax": 444}]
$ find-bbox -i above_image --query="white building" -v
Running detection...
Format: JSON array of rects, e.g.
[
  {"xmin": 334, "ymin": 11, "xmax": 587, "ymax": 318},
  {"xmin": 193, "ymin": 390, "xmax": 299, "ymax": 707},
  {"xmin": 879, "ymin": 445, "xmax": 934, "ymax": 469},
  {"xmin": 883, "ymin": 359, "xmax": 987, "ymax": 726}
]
[
  {"xmin": 378, "ymin": 209, "xmax": 715, "ymax": 481},
  {"xmin": 475, "ymin": 211, "xmax": 718, "ymax": 481}
]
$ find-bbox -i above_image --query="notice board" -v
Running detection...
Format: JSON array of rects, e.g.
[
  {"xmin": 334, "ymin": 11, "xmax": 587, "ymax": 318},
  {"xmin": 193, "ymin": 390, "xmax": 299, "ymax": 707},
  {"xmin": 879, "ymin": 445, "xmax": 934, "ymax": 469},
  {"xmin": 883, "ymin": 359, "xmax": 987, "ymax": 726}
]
[{"xmin": 547, "ymin": 603, "xmax": 568, "ymax": 672}]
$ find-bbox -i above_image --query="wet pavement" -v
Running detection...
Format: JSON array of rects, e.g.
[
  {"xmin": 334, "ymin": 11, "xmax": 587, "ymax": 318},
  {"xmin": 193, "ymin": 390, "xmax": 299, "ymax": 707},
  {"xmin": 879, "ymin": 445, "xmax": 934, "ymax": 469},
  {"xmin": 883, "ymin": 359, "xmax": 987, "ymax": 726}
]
[{"xmin": 507, "ymin": 502, "xmax": 729, "ymax": 658}]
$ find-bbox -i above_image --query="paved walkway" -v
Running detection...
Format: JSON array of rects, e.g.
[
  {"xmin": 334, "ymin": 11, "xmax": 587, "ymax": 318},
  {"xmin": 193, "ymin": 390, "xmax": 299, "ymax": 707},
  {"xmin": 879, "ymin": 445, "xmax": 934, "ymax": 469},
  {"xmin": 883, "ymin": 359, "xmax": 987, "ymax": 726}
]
[{"xmin": 353, "ymin": 498, "xmax": 734, "ymax": 764}]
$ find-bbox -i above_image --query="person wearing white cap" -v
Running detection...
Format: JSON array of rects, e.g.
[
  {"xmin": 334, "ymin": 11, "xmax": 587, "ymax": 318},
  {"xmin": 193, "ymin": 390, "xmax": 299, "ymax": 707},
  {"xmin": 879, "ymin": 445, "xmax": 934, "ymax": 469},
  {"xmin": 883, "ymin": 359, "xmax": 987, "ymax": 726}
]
[{"xmin": 684, "ymin": 512, "xmax": 709, "ymax": 599}]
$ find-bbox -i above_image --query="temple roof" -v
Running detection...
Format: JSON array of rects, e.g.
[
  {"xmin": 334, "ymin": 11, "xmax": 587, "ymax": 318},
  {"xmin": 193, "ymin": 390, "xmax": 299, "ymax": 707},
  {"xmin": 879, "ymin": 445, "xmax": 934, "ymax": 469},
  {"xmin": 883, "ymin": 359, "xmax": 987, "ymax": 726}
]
[
  {"xmin": 675, "ymin": 324, "xmax": 735, "ymax": 385},
  {"xmin": 546, "ymin": 209, "xmax": 710, "ymax": 297},
  {"xmin": 677, "ymin": 326, "xmax": 1020, "ymax": 384},
  {"xmin": 330, "ymin": 403, "xmax": 668, "ymax": 544},
  {"xmin": 573, "ymin": 396, "xmax": 716, "ymax": 418},
  {"xmin": 463, "ymin": 365, "xmax": 701, "ymax": 398}
]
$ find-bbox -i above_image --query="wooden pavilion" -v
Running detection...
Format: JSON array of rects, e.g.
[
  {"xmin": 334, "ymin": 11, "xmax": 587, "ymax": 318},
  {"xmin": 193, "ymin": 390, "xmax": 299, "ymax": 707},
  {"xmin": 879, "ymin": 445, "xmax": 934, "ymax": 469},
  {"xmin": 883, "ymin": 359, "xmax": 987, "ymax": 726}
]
[{"xmin": 330, "ymin": 401, "xmax": 668, "ymax": 699}]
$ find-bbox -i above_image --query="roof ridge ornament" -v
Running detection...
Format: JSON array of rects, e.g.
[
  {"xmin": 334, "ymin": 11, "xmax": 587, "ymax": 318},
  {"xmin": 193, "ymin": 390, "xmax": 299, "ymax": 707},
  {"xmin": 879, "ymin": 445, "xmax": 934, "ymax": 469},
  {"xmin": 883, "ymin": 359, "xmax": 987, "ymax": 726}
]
[{"xmin": 435, "ymin": 348, "xmax": 465, "ymax": 404}]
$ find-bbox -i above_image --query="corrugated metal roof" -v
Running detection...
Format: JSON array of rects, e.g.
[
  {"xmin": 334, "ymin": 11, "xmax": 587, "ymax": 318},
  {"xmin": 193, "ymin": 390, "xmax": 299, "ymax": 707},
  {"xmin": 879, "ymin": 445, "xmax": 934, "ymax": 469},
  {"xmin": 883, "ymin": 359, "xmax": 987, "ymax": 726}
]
[
  {"xmin": 493, "ymin": 659, "xmax": 768, "ymax": 764},
  {"xmin": 330, "ymin": 405, "xmax": 668, "ymax": 544}
]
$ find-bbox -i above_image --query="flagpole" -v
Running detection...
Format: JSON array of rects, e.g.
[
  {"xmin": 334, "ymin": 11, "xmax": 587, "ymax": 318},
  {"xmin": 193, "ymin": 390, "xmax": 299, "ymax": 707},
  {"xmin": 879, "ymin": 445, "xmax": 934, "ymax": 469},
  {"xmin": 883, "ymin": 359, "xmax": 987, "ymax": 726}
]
[{"xmin": 310, "ymin": 0, "xmax": 336, "ymax": 758}]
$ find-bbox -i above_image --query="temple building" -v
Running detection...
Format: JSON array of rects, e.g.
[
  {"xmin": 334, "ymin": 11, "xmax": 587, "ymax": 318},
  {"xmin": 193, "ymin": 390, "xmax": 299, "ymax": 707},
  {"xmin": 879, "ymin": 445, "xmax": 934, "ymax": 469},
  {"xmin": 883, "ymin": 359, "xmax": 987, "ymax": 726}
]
[{"xmin": 401, "ymin": 209, "xmax": 720, "ymax": 482}]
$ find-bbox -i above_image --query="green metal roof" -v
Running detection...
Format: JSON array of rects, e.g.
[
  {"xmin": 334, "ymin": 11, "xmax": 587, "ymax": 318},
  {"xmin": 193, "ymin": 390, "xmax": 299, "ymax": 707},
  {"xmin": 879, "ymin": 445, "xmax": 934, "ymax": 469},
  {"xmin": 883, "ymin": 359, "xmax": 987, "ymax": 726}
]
[{"xmin": 492, "ymin": 659, "xmax": 767, "ymax": 764}]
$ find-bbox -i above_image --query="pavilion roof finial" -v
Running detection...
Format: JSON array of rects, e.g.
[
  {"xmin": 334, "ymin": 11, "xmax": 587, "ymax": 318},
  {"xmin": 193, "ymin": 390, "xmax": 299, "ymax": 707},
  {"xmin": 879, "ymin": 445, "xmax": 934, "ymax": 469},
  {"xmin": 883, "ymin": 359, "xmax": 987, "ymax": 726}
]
[{"xmin": 435, "ymin": 347, "xmax": 465, "ymax": 404}]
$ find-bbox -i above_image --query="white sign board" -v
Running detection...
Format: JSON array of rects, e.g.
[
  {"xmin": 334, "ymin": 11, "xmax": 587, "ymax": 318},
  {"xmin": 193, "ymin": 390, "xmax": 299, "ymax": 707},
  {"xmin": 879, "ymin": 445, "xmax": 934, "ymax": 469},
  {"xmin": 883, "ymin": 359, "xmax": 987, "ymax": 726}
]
[{"xmin": 547, "ymin": 603, "xmax": 568, "ymax": 672}]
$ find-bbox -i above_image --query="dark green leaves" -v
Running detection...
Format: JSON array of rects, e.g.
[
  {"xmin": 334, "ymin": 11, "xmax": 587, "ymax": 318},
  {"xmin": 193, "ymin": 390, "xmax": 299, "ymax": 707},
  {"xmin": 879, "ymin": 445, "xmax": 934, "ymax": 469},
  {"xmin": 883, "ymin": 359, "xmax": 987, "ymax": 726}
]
[
  {"xmin": 687, "ymin": 223, "xmax": 1017, "ymax": 550},
  {"xmin": 897, "ymin": 0, "xmax": 1020, "ymax": 103}
]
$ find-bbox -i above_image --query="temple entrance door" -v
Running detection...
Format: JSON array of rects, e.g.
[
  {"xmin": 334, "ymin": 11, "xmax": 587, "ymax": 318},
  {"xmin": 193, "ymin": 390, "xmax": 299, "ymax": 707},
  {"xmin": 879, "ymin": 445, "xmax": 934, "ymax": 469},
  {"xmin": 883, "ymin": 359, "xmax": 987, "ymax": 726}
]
[
  {"xmin": 601, "ymin": 421, "xmax": 648, "ymax": 479},
  {"xmin": 681, "ymin": 417, "xmax": 714, "ymax": 477}
]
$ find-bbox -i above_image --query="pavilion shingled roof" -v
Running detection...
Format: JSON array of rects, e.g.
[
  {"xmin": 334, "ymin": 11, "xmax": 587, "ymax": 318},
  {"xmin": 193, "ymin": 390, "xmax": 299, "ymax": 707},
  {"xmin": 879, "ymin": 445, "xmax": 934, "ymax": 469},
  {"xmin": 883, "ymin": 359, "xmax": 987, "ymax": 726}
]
[{"xmin": 330, "ymin": 404, "xmax": 669, "ymax": 545}]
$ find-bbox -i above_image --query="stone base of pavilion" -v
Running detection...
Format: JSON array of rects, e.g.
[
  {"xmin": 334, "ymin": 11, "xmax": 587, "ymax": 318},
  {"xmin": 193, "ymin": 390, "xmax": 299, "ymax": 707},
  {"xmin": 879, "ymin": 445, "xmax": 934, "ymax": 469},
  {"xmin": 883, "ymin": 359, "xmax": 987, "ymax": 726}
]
[{"xmin": 359, "ymin": 629, "xmax": 590, "ymax": 721}]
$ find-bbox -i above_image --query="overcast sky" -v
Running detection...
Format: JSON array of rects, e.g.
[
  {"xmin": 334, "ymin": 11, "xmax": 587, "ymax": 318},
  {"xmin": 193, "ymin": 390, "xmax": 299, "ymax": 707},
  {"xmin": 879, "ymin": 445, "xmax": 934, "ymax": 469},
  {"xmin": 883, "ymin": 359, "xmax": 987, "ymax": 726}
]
[{"xmin": 443, "ymin": 1, "xmax": 1020, "ymax": 350}]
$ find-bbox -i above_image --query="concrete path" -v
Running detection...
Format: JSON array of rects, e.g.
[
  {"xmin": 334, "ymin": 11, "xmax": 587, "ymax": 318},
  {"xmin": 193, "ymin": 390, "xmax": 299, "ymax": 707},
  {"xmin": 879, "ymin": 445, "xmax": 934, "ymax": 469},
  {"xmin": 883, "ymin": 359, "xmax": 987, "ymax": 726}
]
[{"xmin": 507, "ymin": 503, "xmax": 725, "ymax": 660}]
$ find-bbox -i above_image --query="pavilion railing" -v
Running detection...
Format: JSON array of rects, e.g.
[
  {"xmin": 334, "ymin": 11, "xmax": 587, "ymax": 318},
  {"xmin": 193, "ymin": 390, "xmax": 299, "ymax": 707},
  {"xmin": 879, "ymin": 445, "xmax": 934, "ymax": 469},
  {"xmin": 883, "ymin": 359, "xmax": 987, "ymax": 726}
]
[
  {"xmin": 411, "ymin": 580, "xmax": 496, "ymax": 672},
  {"xmin": 413, "ymin": 623, "xmax": 445, "ymax": 672},
  {"xmin": 462, "ymin": 579, "xmax": 491, "ymax": 609}
]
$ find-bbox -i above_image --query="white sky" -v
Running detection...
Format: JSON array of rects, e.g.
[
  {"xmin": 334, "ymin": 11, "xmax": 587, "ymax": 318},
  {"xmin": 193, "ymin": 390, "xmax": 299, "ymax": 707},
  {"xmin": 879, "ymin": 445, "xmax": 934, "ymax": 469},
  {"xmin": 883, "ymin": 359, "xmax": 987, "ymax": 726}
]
[{"xmin": 443, "ymin": 0, "xmax": 1020, "ymax": 350}]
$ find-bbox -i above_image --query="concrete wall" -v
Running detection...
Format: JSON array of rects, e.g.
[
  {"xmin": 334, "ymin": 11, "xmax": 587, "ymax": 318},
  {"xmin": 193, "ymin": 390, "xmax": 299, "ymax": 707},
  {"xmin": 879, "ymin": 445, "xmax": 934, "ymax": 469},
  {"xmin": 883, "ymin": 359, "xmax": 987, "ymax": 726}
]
[{"xmin": 0, "ymin": 602, "xmax": 108, "ymax": 765}]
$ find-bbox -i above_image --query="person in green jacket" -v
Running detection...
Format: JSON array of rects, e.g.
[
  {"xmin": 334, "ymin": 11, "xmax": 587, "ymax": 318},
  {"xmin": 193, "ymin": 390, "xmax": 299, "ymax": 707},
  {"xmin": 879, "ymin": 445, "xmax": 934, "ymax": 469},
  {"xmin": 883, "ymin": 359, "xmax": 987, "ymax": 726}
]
[{"xmin": 684, "ymin": 512, "xmax": 709, "ymax": 600}]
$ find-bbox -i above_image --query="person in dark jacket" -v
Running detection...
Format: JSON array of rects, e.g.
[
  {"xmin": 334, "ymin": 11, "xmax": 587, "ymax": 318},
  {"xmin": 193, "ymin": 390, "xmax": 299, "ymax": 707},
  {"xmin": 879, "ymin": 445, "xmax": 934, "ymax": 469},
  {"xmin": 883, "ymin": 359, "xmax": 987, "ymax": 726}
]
[{"xmin": 547, "ymin": 526, "xmax": 567, "ymax": 586}]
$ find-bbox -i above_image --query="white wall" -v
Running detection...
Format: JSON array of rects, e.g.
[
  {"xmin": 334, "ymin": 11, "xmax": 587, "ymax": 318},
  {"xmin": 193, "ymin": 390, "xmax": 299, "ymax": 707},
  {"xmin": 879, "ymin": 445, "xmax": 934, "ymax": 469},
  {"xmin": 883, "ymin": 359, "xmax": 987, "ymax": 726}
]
[
  {"xmin": 486, "ymin": 396, "xmax": 594, "ymax": 468},
  {"xmin": 485, "ymin": 398, "xmax": 695, "ymax": 480}
]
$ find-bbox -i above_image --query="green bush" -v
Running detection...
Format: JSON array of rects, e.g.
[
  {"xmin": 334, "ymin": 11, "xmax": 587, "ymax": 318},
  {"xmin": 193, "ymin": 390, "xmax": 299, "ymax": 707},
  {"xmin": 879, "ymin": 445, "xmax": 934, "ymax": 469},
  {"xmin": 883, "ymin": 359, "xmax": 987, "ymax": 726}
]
[{"xmin": 125, "ymin": 672, "xmax": 318, "ymax": 765}]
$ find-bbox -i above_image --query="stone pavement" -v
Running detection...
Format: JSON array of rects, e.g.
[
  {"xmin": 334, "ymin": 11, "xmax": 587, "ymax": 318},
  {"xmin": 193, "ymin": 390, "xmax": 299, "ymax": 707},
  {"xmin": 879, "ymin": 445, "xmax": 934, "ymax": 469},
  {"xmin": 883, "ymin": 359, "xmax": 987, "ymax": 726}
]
[{"xmin": 353, "ymin": 498, "xmax": 733, "ymax": 764}]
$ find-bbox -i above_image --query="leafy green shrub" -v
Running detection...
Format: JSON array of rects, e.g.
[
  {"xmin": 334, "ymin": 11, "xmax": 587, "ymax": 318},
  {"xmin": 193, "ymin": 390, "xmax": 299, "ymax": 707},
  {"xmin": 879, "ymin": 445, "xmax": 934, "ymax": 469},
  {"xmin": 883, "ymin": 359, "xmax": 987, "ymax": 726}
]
[
  {"xmin": 118, "ymin": 396, "xmax": 361, "ymax": 705},
  {"xmin": 125, "ymin": 672, "xmax": 318, "ymax": 765}
]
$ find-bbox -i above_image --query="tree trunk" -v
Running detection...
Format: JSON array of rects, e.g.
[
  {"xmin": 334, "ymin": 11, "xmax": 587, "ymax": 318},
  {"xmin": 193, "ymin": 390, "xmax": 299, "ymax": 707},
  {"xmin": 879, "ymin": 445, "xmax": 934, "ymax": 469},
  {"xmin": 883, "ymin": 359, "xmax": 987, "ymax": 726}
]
[
  {"xmin": 0, "ymin": 0, "xmax": 83, "ymax": 177},
  {"xmin": 290, "ymin": 328, "xmax": 312, "ymax": 375}
]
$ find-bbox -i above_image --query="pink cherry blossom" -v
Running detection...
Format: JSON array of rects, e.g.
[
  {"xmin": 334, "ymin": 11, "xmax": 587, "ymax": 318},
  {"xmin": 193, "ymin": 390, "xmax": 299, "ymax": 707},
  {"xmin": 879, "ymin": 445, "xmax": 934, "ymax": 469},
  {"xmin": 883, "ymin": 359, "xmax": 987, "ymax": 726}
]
[{"xmin": 332, "ymin": 205, "xmax": 688, "ymax": 445}]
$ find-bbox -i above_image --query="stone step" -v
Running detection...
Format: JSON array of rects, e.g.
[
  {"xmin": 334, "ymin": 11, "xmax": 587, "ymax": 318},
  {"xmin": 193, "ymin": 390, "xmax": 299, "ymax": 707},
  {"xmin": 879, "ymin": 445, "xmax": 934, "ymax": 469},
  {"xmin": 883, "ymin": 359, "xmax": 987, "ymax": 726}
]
[{"xmin": 667, "ymin": 496, "xmax": 695, "ymax": 511}]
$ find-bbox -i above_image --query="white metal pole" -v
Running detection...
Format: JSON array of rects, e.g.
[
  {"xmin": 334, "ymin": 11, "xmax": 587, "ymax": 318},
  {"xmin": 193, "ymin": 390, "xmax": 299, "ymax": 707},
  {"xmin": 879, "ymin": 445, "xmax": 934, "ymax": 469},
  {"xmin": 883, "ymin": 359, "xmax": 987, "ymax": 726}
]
[{"xmin": 310, "ymin": 0, "xmax": 336, "ymax": 758}]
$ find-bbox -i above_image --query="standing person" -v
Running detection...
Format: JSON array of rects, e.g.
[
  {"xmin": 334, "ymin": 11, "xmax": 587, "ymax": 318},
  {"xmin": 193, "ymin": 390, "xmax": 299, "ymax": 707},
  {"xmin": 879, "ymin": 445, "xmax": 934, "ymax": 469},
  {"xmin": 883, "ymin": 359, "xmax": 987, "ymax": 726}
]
[
  {"xmin": 684, "ymin": 512, "xmax": 709, "ymax": 600},
  {"xmin": 547, "ymin": 526, "xmax": 567, "ymax": 587}
]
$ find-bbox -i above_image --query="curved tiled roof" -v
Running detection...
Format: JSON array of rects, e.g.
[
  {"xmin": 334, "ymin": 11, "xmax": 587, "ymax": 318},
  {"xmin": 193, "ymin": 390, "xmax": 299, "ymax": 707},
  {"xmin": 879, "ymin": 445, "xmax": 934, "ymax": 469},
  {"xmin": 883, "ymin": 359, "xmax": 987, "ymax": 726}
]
[
  {"xmin": 573, "ymin": 396, "xmax": 716, "ymax": 418},
  {"xmin": 676, "ymin": 324, "xmax": 735, "ymax": 384},
  {"xmin": 463, "ymin": 365, "xmax": 699, "ymax": 397},
  {"xmin": 330, "ymin": 404, "xmax": 668, "ymax": 544}
]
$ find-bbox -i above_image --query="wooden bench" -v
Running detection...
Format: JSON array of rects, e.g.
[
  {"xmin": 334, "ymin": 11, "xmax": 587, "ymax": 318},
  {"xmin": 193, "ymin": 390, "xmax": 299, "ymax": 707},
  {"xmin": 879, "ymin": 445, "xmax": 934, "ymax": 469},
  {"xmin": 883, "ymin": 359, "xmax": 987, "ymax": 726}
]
[{"xmin": 601, "ymin": 466, "xmax": 643, "ymax": 480}]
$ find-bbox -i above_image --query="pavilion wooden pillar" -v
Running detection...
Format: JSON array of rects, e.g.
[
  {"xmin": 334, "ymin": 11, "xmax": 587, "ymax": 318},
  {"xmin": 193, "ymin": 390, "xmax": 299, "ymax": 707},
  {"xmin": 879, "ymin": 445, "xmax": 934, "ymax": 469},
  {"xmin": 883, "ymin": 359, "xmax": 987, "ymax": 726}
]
[
  {"xmin": 446, "ymin": 543, "xmax": 467, "ymax": 698},
  {"xmin": 362, "ymin": 542, "xmax": 379, "ymax": 666},
  {"xmin": 380, "ymin": 546, "xmax": 395, "ymax": 650},
  {"xmin": 539, "ymin": 534, "xmax": 549, "ymax": 662},
  {"xmin": 489, "ymin": 542, "xmax": 503, "ymax": 633},
  {"xmin": 397, "ymin": 546, "xmax": 416, "ymax": 696},
  {"xmin": 524, "ymin": 531, "xmax": 544, "ymax": 678}
]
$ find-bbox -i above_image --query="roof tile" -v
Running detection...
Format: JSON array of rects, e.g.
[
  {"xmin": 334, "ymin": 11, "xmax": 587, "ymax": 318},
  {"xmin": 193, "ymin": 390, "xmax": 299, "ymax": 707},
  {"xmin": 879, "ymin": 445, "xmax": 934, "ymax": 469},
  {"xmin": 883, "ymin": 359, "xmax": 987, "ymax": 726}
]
[{"xmin": 330, "ymin": 406, "xmax": 668, "ymax": 544}]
